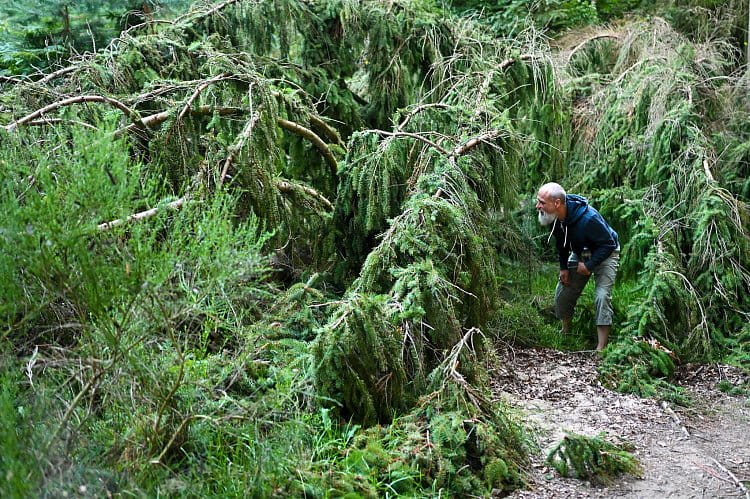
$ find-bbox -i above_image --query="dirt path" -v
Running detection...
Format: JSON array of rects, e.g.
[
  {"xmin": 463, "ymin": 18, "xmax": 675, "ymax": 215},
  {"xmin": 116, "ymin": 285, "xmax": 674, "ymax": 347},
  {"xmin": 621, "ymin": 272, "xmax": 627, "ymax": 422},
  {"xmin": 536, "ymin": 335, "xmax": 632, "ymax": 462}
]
[{"xmin": 490, "ymin": 347, "xmax": 750, "ymax": 498}]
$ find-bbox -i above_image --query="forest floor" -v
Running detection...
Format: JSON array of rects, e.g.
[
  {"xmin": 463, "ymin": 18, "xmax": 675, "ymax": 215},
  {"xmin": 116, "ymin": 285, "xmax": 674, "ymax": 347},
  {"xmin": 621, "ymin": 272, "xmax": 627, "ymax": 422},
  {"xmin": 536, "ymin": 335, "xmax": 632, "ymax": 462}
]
[{"xmin": 490, "ymin": 346, "xmax": 750, "ymax": 498}]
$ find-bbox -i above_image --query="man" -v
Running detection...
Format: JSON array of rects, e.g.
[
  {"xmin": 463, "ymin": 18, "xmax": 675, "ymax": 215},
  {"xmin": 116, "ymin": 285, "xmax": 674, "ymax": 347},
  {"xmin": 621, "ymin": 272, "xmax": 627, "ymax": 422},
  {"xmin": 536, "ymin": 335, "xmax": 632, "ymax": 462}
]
[{"xmin": 535, "ymin": 182, "xmax": 620, "ymax": 350}]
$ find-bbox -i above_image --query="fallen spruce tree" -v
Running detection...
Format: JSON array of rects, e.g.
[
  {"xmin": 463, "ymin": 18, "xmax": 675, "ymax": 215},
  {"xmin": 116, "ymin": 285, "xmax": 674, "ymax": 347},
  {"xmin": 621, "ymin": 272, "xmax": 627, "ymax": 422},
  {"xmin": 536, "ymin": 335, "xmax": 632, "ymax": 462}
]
[{"xmin": 1, "ymin": 0, "xmax": 748, "ymax": 495}]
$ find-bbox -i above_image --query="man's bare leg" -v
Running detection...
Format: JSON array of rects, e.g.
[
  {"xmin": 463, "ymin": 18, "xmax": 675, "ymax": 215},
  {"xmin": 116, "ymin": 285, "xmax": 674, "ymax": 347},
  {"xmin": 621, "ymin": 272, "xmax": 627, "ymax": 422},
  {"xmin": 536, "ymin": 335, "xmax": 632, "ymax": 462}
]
[
  {"xmin": 561, "ymin": 318, "xmax": 572, "ymax": 334},
  {"xmin": 597, "ymin": 325, "xmax": 610, "ymax": 351}
]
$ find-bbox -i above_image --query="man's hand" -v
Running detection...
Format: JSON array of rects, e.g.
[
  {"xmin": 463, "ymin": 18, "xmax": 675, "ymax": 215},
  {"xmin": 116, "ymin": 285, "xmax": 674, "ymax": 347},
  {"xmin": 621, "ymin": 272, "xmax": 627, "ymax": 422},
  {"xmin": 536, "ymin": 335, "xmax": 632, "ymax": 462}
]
[
  {"xmin": 559, "ymin": 269, "xmax": 570, "ymax": 286},
  {"xmin": 577, "ymin": 261, "xmax": 591, "ymax": 276}
]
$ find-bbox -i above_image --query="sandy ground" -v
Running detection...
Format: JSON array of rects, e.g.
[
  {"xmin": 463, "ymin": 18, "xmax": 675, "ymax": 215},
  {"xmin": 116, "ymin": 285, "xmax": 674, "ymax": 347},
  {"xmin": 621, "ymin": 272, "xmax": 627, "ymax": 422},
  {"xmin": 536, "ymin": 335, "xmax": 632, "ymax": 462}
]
[{"xmin": 490, "ymin": 347, "xmax": 750, "ymax": 498}]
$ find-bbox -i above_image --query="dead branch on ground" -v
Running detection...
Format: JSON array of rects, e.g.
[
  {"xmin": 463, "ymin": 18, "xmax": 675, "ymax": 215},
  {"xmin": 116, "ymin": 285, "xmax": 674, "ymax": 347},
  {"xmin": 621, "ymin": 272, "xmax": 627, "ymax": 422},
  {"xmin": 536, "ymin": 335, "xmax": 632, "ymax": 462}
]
[{"xmin": 709, "ymin": 457, "xmax": 750, "ymax": 499}]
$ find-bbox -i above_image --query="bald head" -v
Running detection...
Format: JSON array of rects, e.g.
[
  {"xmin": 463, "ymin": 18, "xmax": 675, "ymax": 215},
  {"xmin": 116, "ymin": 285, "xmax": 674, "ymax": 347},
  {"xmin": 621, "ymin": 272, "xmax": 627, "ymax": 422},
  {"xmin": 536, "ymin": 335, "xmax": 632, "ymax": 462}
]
[
  {"xmin": 538, "ymin": 182, "xmax": 566, "ymax": 202},
  {"xmin": 535, "ymin": 182, "xmax": 567, "ymax": 225}
]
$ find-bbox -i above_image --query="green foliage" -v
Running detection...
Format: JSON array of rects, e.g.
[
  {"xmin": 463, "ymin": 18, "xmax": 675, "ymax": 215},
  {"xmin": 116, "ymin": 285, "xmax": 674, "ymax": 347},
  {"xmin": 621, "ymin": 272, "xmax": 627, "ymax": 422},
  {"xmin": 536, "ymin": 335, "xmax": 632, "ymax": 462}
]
[
  {"xmin": 723, "ymin": 322, "xmax": 750, "ymax": 372},
  {"xmin": 0, "ymin": 363, "xmax": 42, "ymax": 498},
  {"xmin": 564, "ymin": 19, "xmax": 750, "ymax": 360},
  {"xmin": 0, "ymin": 1, "xmax": 192, "ymax": 75},
  {"xmin": 329, "ymin": 375, "xmax": 528, "ymax": 496},
  {"xmin": 447, "ymin": 0, "xmax": 603, "ymax": 35},
  {"xmin": 546, "ymin": 432, "xmax": 642, "ymax": 483},
  {"xmin": 313, "ymin": 293, "xmax": 409, "ymax": 424},
  {"xmin": 599, "ymin": 336, "xmax": 688, "ymax": 404}
]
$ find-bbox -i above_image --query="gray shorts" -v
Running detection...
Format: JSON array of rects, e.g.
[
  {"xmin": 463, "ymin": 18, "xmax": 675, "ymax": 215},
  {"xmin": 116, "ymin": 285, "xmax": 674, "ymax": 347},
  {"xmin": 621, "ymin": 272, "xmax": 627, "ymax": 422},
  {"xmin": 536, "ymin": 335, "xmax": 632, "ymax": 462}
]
[{"xmin": 554, "ymin": 251, "xmax": 619, "ymax": 326}]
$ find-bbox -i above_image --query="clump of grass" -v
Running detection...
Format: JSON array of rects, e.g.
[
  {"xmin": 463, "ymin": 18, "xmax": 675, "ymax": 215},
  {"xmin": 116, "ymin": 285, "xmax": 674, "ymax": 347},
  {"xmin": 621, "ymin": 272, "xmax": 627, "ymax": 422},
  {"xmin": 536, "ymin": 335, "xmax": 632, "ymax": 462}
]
[
  {"xmin": 599, "ymin": 336, "xmax": 689, "ymax": 405},
  {"xmin": 546, "ymin": 432, "xmax": 642, "ymax": 484},
  {"xmin": 717, "ymin": 380, "xmax": 750, "ymax": 397}
]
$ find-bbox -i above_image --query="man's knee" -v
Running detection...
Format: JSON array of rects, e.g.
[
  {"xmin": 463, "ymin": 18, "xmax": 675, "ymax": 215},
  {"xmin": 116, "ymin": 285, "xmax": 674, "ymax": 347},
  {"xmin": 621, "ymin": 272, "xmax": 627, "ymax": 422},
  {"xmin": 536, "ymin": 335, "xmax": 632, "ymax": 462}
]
[
  {"xmin": 555, "ymin": 288, "xmax": 578, "ymax": 320},
  {"xmin": 594, "ymin": 288, "xmax": 610, "ymax": 306}
]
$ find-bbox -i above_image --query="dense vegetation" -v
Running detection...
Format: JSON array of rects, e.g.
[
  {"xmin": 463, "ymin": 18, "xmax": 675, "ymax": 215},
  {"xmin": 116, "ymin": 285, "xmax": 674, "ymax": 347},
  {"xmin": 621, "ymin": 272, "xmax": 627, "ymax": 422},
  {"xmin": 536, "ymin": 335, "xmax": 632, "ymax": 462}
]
[{"xmin": 1, "ymin": 0, "xmax": 748, "ymax": 496}]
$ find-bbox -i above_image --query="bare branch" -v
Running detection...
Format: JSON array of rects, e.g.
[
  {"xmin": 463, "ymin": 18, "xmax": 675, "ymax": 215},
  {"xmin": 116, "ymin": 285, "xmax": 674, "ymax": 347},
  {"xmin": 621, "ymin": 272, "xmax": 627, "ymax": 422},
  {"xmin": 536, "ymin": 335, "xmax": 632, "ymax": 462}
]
[
  {"xmin": 220, "ymin": 111, "xmax": 261, "ymax": 186},
  {"xmin": 36, "ymin": 65, "xmax": 77, "ymax": 85},
  {"xmin": 114, "ymin": 106, "xmax": 245, "ymax": 138},
  {"xmin": 367, "ymin": 129, "xmax": 450, "ymax": 156},
  {"xmin": 5, "ymin": 95, "xmax": 143, "ymax": 132},
  {"xmin": 1, "ymin": 75, "xmax": 24, "ymax": 85},
  {"xmin": 97, "ymin": 197, "xmax": 187, "ymax": 231},
  {"xmin": 175, "ymin": 73, "xmax": 232, "ymax": 123},
  {"xmin": 452, "ymin": 130, "xmax": 505, "ymax": 156},
  {"xmin": 278, "ymin": 118, "xmax": 339, "ymax": 177},
  {"xmin": 309, "ymin": 115, "xmax": 344, "ymax": 147},
  {"xmin": 709, "ymin": 457, "xmax": 750, "ymax": 499},
  {"xmin": 204, "ymin": 0, "xmax": 243, "ymax": 17}
]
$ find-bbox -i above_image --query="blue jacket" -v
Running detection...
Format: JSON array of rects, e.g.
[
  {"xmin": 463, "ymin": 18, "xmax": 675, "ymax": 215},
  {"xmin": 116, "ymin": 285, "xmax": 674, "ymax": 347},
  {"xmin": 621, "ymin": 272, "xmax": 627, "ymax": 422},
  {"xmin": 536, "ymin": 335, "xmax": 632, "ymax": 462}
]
[{"xmin": 550, "ymin": 194, "xmax": 619, "ymax": 271}]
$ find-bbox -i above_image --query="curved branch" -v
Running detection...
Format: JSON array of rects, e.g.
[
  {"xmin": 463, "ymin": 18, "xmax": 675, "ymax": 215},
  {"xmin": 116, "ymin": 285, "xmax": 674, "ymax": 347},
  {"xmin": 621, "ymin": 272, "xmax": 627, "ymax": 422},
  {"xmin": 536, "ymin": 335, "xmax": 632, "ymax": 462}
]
[
  {"xmin": 395, "ymin": 103, "xmax": 450, "ymax": 132},
  {"xmin": 309, "ymin": 115, "xmax": 344, "ymax": 147},
  {"xmin": 36, "ymin": 65, "xmax": 77, "ymax": 85},
  {"xmin": 276, "ymin": 179, "xmax": 334, "ymax": 211},
  {"xmin": 5, "ymin": 95, "xmax": 143, "ymax": 132},
  {"xmin": 367, "ymin": 129, "xmax": 450, "ymax": 156},
  {"xmin": 567, "ymin": 34, "xmax": 620, "ymax": 64},
  {"xmin": 113, "ymin": 105, "xmax": 245, "ymax": 138},
  {"xmin": 277, "ymin": 118, "xmax": 338, "ymax": 177}
]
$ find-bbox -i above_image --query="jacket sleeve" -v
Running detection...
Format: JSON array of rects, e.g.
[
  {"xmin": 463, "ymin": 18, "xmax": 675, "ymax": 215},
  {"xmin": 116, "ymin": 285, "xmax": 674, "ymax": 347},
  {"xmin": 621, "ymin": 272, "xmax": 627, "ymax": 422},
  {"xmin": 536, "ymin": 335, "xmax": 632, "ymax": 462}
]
[{"xmin": 584, "ymin": 215, "xmax": 617, "ymax": 270}]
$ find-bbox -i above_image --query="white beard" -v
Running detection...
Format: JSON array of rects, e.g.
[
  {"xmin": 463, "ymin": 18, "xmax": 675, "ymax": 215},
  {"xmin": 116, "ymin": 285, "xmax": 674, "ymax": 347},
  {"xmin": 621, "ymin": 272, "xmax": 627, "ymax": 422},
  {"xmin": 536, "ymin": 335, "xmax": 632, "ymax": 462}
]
[{"xmin": 538, "ymin": 210, "xmax": 556, "ymax": 226}]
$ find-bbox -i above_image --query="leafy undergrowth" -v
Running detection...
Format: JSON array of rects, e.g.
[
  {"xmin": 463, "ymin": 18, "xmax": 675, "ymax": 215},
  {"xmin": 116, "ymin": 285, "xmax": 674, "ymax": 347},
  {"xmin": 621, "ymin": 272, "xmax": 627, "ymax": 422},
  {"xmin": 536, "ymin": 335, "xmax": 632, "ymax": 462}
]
[{"xmin": 547, "ymin": 432, "xmax": 643, "ymax": 484}]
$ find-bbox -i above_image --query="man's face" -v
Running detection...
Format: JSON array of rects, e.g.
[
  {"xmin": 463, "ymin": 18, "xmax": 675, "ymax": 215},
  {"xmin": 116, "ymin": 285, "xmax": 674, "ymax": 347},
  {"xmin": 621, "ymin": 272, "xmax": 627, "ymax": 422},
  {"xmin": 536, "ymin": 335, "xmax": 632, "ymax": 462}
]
[{"xmin": 535, "ymin": 191, "xmax": 558, "ymax": 226}]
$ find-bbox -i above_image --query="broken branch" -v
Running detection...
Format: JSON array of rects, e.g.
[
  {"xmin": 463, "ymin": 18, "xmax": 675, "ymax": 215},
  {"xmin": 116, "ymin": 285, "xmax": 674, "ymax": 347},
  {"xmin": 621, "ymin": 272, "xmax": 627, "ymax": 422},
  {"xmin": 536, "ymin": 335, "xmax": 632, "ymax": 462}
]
[{"xmin": 660, "ymin": 400, "xmax": 690, "ymax": 437}]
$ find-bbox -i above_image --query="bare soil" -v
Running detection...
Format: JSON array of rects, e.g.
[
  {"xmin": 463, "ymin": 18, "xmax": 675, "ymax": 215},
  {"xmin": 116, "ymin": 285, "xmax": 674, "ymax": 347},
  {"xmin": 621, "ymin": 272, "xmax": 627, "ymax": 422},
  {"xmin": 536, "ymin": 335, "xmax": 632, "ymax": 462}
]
[{"xmin": 490, "ymin": 347, "xmax": 750, "ymax": 498}]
